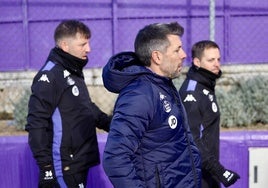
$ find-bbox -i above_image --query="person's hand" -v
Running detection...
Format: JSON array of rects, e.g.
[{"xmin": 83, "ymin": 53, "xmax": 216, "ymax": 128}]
[
  {"xmin": 214, "ymin": 167, "xmax": 240, "ymax": 187},
  {"xmin": 38, "ymin": 165, "xmax": 57, "ymax": 188}
]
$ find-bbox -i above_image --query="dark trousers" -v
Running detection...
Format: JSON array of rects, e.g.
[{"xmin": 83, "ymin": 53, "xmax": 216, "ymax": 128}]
[{"xmin": 202, "ymin": 169, "xmax": 221, "ymax": 188}]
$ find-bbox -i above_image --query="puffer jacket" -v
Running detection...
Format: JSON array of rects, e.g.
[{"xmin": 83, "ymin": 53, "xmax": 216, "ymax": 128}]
[{"xmin": 102, "ymin": 52, "xmax": 201, "ymax": 188}]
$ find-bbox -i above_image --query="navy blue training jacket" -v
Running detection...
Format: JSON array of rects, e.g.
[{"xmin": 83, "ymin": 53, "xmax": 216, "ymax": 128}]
[{"xmin": 102, "ymin": 52, "xmax": 201, "ymax": 188}]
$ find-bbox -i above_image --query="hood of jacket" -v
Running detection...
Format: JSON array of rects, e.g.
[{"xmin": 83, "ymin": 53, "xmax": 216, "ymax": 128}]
[{"xmin": 102, "ymin": 51, "xmax": 155, "ymax": 93}]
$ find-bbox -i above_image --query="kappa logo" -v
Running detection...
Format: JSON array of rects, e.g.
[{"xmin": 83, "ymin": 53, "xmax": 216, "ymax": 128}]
[
  {"xmin": 63, "ymin": 70, "xmax": 70, "ymax": 78},
  {"xmin": 183, "ymin": 94, "xmax": 196, "ymax": 102},
  {"xmin": 38, "ymin": 74, "xmax": 50, "ymax": 83}
]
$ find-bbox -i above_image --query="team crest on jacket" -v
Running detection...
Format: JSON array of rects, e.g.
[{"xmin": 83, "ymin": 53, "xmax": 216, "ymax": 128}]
[
  {"xmin": 168, "ymin": 115, "xmax": 177, "ymax": 129},
  {"xmin": 67, "ymin": 77, "xmax": 75, "ymax": 85},
  {"xmin": 203, "ymin": 89, "xmax": 209, "ymax": 95},
  {"xmin": 159, "ymin": 92, "xmax": 171, "ymax": 113},
  {"xmin": 209, "ymin": 94, "xmax": 214, "ymax": 102},
  {"xmin": 72, "ymin": 85, "xmax": 79, "ymax": 96}
]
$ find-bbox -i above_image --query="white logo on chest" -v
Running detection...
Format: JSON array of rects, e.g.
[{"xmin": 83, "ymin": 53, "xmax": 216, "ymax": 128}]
[
  {"xmin": 72, "ymin": 85, "xmax": 79, "ymax": 96},
  {"xmin": 184, "ymin": 94, "xmax": 196, "ymax": 102},
  {"xmin": 159, "ymin": 92, "xmax": 171, "ymax": 113},
  {"xmin": 38, "ymin": 74, "xmax": 50, "ymax": 83},
  {"xmin": 67, "ymin": 77, "xmax": 75, "ymax": 85},
  {"xmin": 212, "ymin": 102, "xmax": 218, "ymax": 112},
  {"xmin": 168, "ymin": 115, "xmax": 177, "ymax": 129}
]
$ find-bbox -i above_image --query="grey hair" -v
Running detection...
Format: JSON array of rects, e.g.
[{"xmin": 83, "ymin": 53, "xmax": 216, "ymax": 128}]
[{"xmin": 134, "ymin": 22, "xmax": 184, "ymax": 66}]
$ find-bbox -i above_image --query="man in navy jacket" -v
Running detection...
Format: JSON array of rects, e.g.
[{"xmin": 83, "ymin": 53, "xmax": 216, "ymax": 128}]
[{"xmin": 102, "ymin": 22, "xmax": 201, "ymax": 188}]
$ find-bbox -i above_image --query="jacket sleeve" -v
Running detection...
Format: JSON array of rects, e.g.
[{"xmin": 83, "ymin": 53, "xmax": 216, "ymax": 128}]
[
  {"xmin": 102, "ymin": 87, "xmax": 153, "ymax": 188},
  {"xmin": 90, "ymin": 102, "xmax": 112, "ymax": 132},
  {"xmin": 25, "ymin": 71, "xmax": 59, "ymax": 169}
]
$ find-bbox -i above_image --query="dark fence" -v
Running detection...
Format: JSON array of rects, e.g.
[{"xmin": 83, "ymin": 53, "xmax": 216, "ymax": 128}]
[{"xmin": 0, "ymin": 0, "xmax": 267, "ymax": 71}]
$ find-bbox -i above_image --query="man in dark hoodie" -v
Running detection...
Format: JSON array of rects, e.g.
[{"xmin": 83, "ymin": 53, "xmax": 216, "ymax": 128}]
[
  {"xmin": 102, "ymin": 22, "xmax": 201, "ymax": 188},
  {"xmin": 25, "ymin": 20, "xmax": 111, "ymax": 188},
  {"xmin": 179, "ymin": 40, "xmax": 240, "ymax": 188}
]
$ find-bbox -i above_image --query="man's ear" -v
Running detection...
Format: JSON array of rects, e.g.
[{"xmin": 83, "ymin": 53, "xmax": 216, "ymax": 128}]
[
  {"xmin": 193, "ymin": 57, "xmax": 201, "ymax": 67},
  {"xmin": 58, "ymin": 40, "xmax": 69, "ymax": 52},
  {"xmin": 151, "ymin": 51, "xmax": 162, "ymax": 65}
]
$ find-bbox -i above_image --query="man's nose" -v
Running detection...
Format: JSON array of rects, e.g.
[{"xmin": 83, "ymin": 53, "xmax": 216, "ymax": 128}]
[
  {"xmin": 215, "ymin": 59, "xmax": 220, "ymax": 67},
  {"xmin": 181, "ymin": 49, "xmax": 187, "ymax": 59},
  {"xmin": 85, "ymin": 43, "xmax": 91, "ymax": 53}
]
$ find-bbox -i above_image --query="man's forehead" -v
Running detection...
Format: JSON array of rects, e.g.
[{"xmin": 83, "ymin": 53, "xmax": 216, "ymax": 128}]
[{"xmin": 202, "ymin": 48, "xmax": 220, "ymax": 59}]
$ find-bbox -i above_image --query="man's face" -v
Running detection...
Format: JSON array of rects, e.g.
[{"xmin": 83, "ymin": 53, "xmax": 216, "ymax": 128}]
[
  {"xmin": 194, "ymin": 47, "xmax": 221, "ymax": 75},
  {"xmin": 159, "ymin": 34, "xmax": 187, "ymax": 79},
  {"xmin": 62, "ymin": 32, "xmax": 91, "ymax": 60}
]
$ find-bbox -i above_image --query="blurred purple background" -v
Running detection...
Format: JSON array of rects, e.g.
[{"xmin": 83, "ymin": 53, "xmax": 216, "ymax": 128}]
[{"xmin": 0, "ymin": 0, "xmax": 267, "ymax": 71}]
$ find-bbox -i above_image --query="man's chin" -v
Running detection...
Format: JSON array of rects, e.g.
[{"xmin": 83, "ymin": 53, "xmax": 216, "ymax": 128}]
[
  {"xmin": 213, "ymin": 70, "xmax": 220, "ymax": 75},
  {"xmin": 171, "ymin": 72, "xmax": 181, "ymax": 79}
]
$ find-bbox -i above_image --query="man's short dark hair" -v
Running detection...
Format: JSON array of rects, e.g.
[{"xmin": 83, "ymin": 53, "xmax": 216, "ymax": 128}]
[
  {"xmin": 134, "ymin": 22, "xmax": 184, "ymax": 66},
  {"xmin": 191, "ymin": 40, "xmax": 219, "ymax": 60},
  {"xmin": 54, "ymin": 20, "xmax": 91, "ymax": 44}
]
